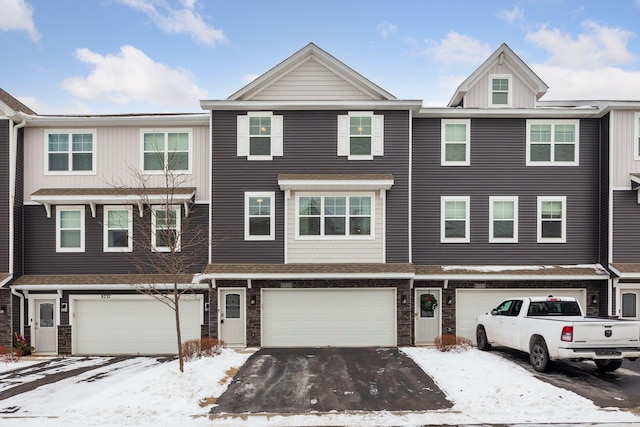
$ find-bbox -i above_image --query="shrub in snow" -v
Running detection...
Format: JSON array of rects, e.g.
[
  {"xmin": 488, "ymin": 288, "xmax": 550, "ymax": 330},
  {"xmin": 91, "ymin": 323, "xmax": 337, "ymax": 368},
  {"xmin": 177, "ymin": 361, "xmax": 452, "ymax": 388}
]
[
  {"xmin": 0, "ymin": 345, "xmax": 21, "ymax": 363},
  {"xmin": 434, "ymin": 334, "xmax": 473, "ymax": 352},
  {"xmin": 182, "ymin": 338, "xmax": 225, "ymax": 361}
]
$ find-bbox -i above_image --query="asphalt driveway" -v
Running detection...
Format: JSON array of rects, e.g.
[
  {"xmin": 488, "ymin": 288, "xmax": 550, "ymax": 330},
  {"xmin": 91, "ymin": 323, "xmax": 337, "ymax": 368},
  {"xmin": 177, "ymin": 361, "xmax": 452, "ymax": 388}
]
[{"xmin": 210, "ymin": 347, "xmax": 452, "ymax": 414}]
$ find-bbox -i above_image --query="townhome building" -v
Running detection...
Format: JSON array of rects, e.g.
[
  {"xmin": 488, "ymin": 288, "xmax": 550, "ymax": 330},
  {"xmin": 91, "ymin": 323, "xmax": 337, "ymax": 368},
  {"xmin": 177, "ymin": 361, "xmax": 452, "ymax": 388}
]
[{"xmin": 2, "ymin": 42, "xmax": 638, "ymax": 354}]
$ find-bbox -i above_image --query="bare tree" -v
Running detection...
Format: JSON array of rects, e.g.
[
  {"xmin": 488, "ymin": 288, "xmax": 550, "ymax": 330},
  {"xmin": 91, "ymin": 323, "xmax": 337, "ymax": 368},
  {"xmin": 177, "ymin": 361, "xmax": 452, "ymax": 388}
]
[{"xmin": 111, "ymin": 134, "xmax": 207, "ymax": 372}]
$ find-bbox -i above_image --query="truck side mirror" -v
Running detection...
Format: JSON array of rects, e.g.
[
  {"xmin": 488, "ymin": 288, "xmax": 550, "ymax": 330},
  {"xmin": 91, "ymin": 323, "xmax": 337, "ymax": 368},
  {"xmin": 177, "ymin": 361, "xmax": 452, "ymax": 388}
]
[{"xmin": 491, "ymin": 309, "xmax": 498, "ymax": 315}]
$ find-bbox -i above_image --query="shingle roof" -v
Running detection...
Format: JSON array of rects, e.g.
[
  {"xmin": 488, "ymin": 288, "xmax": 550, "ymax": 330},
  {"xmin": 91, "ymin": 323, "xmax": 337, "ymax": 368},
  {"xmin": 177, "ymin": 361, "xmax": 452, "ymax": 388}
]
[
  {"xmin": 415, "ymin": 264, "xmax": 609, "ymax": 278},
  {"xmin": 204, "ymin": 263, "xmax": 415, "ymax": 275},
  {"xmin": 31, "ymin": 187, "xmax": 196, "ymax": 197},
  {"xmin": 277, "ymin": 174, "xmax": 394, "ymax": 181},
  {"xmin": 0, "ymin": 88, "xmax": 36, "ymax": 115},
  {"xmin": 11, "ymin": 274, "xmax": 197, "ymax": 286}
]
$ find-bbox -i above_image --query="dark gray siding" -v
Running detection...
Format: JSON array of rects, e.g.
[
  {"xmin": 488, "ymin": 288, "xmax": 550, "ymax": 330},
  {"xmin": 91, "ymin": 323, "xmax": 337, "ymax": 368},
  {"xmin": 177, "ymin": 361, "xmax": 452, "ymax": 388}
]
[
  {"xmin": 612, "ymin": 190, "xmax": 640, "ymax": 262},
  {"xmin": 14, "ymin": 126, "xmax": 23, "ymax": 276},
  {"xmin": 24, "ymin": 203, "xmax": 208, "ymax": 274},
  {"xmin": 599, "ymin": 114, "xmax": 609, "ymax": 266},
  {"xmin": 211, "ymin": 110, "xmax": 410, "ymax": 264},
  {"xmin": 0, "ymin": 120, "xmax": 9, "ymax": 271},
  {"xmin": 412, "ymin": 118, "xmax": 600, "ymax": 265}
]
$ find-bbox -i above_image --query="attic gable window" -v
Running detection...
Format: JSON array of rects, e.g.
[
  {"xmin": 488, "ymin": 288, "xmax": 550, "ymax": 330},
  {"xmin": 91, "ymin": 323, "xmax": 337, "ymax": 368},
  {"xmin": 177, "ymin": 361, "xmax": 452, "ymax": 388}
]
[
  {"xmin": 237, "ymin": 112, "xmax": 283, "ymax": 161},
  {"xmin": 489, "ymin": 74, "xmax": 511, "ymax": 107},
  {"xmin": 337, "ymin": 112, "xmax": 384, "ymax": 160}
]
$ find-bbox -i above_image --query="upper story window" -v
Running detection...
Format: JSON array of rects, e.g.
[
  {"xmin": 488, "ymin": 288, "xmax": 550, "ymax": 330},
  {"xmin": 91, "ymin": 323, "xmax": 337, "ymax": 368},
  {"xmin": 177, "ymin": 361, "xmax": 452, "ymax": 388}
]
[
  {"xmin": 45, "ymin": 130, "xmax": 96, "ymax": 174},
  {"xmin": 441, "ymin": 119, "xmax": 470, "ymax": 166},
  {"xmin": 489, "ymin": 196, "xmax": 518, "ymax": 243},
  {"xmin": 489, "ymin": 74, "xmax": 511, "ymax": 107},
  {"xmin": 337, "ymin": 112, "xmax": 384, "ymax": 160},
  {"xmin": 104, "ymin": 206, "xmax": 133, "ymax": 252},
  {"xmin": 237, "ymin": 112, "xmax": 283, "ymax": 160},
  {"xmin": 245, "ymin": 192, "xmax": 275, "ymax": 240},
  {"xmin": 537, "ymin": 196, "xmax": 566, "ymax": 243},
  {"xmin": 142, "ymin": 129, "xmax": 191, "ymax": 173},
  {"xmin": 527, "ymin": 120, "xmax": 579, "ymax": 166},
  {"xmin": 151, "ymin": 205, "xmax": 181, "ymax": 252},
  {"xmin": 441, "ymin": 196, "xmax": 470, "ymax": 243},
  {"xmin": 56, "ymin": 206, "xmax": 85, "ymax": 252},
  {"xmin": 297, "ymin": 194, "xmax": 373, "ymax": 238}
]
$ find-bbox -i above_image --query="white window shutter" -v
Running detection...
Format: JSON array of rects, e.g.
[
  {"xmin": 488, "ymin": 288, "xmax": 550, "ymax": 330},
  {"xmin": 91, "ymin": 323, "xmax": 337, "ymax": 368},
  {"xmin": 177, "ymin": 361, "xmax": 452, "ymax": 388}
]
[
  {"xmin": 237, "ymin": 115, "xmax": 249, "ymax": 157},
  {"xmin": 372, "ymin": 114, "xmax": 384, "ymax": 156},
  {"xmin": 271, "ymin": 115, "xmax": 283, "ymax": 157},
  {"xmin": 337, "ymin": 115, "xmax": 349, "ymax": 156}
]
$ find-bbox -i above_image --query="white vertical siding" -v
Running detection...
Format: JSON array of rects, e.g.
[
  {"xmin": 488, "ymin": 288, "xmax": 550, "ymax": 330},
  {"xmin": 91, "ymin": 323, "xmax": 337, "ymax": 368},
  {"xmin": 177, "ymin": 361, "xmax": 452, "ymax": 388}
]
[
  {"xmin": 464, "ymin": 63, "xmax": 535, "ymax": 109},
  {"xmin": 23, "ymin": 125, "xmax": 210, "ymax": 202},
  {"xmin": 251, "ymin": 58, "xmax": 376, "ymax": 101},
  {"xmin": 611, "ymin": 110, "xmax": 640, "ymax": 188},
  {"xmin": 286, "ymin": 191, "xmax": 385, "ymax": 263}
]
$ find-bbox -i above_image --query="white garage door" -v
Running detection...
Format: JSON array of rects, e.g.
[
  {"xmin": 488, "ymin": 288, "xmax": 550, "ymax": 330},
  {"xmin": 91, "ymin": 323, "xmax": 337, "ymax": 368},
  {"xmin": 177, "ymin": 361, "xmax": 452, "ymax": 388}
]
[
  {"xmin": 73, "ymin": 296, "xmax": 202, "ymax": 355},
  {"xmin": 262, "ymin": 288, "xmax": 396, "ymax": 347},
  {"xmin": 457, "ymin": 288, "xmax": 586, "ymax": 344}
]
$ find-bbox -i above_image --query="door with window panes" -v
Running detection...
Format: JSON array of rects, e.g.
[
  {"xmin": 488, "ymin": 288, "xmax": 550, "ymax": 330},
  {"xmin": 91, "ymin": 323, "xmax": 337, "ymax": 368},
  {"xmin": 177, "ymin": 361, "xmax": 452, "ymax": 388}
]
[
  {"xmin": 219, "ymin": 289, "xmax": 245, "ymax": 347},
  {"xmin": 415, "ymin": 289, "xmax": 441, "ymax": 345},
  {"xmin": 621, "ymin": 291, "xmax": 640, "ymax": 320}
]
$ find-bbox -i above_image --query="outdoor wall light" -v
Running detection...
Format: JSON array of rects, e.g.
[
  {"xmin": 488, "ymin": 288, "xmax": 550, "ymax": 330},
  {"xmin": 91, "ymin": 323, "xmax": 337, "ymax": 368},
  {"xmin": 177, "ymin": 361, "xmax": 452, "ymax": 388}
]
[
  {"xmin": 250, "ymin": 296, "xmax": 256, "ymax": 305},
  {"xmin": 204, "ymin": 302, "xmax": 210, "ymax": 312},
  {"xmin": 591, "ymin": 295, "xmax": 598, "ymax": 305},
  {"xmin": 446, "ymin": 296, "xmax": 453, "ymax": 305},
  {"xmin": 60, "ymin": 302, "xmax": 68, "ymax": 313},
  {"xmin": 0, "ymin": 305, "xmax": 6, "ymax": 314},
  {"xmin": 401, "ymin": 294, "xmax": 407, "ymax": 304}
]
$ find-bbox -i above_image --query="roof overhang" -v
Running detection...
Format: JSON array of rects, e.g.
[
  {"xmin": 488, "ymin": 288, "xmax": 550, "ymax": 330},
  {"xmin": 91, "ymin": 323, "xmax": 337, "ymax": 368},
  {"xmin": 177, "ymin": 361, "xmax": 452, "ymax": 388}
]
[
  {"xmin": 17, "ymin": 112, "xmax": 209, "ymax": 127},
  {"xmin": 200, "ymin": 263, "xmax": 415, "ymax": 280},
  {"xmin": 416, "ymin": 106, "xmax": 601, "ymax": 118},
  {"xmin": 200, "ymin": 100, "xmax": 423, "ymax": 112},
  {"xmin": 609, "ymin": 263, "xmax": 640, "ymax": 279},
  {"xmin": 414, "ymin": 264, "xmax": 609, "ymax": 281},
  {"xmin": 630, "ymin": 174, "xmax": 640, "ymax": 190},
  {"xmin": 278, "ymin": 174, "xmax": 394, "ymax": 192},
  {"xmin": 10, "ymin": 274, "xmax": 209, "ymax": 290}
]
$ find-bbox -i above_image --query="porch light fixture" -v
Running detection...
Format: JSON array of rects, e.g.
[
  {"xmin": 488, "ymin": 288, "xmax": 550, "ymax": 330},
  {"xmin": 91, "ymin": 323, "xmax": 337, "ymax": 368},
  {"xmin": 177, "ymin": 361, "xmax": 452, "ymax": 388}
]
[
  {"xmin": 250, "ymin": 295, "xmax": 256, "ymax": 305},
  {"xmin": 0, "ymin": 305, "xmax": 5, "ymax": 314},
  {"xmin": 591, "ymin": 295, "xmax": 598, "ymax": 305},
  {"xmin": 446, "ymin": 296, "xmax": 453, "ymax": 305},
  {"xmin": 60, "ymin": 302, "xmax": 68, "ymax": 313},
  {"xmin": 401, "ymin": 294, "xmax": 407, "ymax": 304}
]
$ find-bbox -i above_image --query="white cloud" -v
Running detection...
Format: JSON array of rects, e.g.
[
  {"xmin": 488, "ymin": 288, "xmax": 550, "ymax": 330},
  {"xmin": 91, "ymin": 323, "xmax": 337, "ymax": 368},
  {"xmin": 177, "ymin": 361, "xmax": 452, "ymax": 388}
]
[
  {"xmin": 526, "ymin": 20, "xmax": 636, "ymax": 68},
  {"xmin": 420, "ymin": 31, "xmax": 492, "ymax": 65},
  {"xmin": 241, "ymin": 73, "xmax": 260, "ymax": 85},
  {"xmin": 119, "ymin": 0, "xmax": 226, "ymax": 47},
  {"xmin": 61, "ymin": 45, "xmax": 208, "ymax": 108},
  {"xmin": 533, "ymin": 64, "xmax": 640, "ymax": 100},
  {"xmin": 0, "ymin": 0, "xmax": 40, "ymax": 42},
  {"xmin": 497, "ymin": 6, "xmax": 524, "ymax": 27},
  {"xmin": 376, "ymin": 21, "xmax": 397, "ymax": 39}
]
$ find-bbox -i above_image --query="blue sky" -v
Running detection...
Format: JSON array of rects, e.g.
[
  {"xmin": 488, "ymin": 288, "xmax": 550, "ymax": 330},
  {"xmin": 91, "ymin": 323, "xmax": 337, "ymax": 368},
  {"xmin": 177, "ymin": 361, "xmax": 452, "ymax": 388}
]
[{"xmin": 2, "ymin": 0, "xmax": 640, "ymax": 114}]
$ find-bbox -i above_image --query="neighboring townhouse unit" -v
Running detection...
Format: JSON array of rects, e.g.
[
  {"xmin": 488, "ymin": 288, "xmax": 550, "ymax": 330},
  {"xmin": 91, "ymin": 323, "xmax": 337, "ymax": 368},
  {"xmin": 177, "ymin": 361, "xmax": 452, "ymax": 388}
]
[{"xmin": 2, "ymin": 42, "xmax": 637, "ymax": 354}]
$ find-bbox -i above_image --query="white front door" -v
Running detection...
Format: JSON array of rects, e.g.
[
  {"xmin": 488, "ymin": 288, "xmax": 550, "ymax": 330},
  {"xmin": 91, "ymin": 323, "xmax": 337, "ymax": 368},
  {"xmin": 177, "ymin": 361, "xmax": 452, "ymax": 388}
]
[
  {"xmin": 415, "ymin": 289, "xmax": 441, "ymax": 345},
  {"xmin": 34, "ymin": 299, "xmax": 56, "ymax": 353},
  {"xmin": 621, "ymin": 291, "xmax": 640, "ymax": 319},
  {"xmin": 219, "ymin": 289, "xmax": 245, "ymax": 347}
]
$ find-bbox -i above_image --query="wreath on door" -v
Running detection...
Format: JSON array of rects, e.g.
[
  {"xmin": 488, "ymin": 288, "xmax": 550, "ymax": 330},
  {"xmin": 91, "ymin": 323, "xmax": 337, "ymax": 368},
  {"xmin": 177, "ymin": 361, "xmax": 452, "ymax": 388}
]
[{"xmin": 420, "ymin": 293, "xmax": 438, "ymax": 312}]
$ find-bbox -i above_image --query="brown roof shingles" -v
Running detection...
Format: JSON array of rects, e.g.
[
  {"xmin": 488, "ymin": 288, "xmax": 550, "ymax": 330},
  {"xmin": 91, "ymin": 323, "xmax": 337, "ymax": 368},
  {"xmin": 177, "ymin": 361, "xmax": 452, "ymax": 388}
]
[
  {"xmin": 204, "ymin": 263, "xmax": 415, "ymax": 275},
  {"xmin": 32, "ymin": 187, "xmax": 196, "ymax": 197},
  {"xmin": 415, "ymin": 265, "xmax": 608, "ymax": 277},
  {"xmin": 12, "ymin": 274, "xmax": 195, "ymax": 286},
  {"xmin": 0, "ymin": 88, "xmax": 36, "ymax": 115}
]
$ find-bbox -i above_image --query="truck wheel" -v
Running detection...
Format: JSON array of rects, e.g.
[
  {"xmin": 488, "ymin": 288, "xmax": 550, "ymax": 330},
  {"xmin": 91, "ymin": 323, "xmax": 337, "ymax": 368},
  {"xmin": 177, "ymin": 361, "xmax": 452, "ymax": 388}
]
[
  {"xmin": 594, "ymin": 359, "xmax": 623, "ymax": 373},
  {"xmin": 476, "ymin": 326, "xmax": 491, "ymax": 351},
  {"xmin": 530, "ymin": 338, "xmax": 552, "ymax": 372}
]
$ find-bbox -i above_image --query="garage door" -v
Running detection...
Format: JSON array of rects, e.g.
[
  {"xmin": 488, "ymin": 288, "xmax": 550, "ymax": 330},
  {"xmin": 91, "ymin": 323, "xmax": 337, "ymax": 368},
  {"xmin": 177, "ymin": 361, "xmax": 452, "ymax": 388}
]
[
  {"xmin": 262, "ymin": 288, "xmax": 396, "ymax": 347},
  {"xmin": 73, "ymin": 296, "xmax": 202, "ymax": 355},
  {"xmin": 457, "ymin": 288, "xmax": 586, "ymax": 344}
]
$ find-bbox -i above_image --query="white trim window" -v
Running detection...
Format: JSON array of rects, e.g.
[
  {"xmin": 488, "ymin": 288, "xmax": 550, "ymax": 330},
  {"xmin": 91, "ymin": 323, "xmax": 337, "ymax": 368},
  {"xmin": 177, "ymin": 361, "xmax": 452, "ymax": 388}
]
[
  {"xmin": 489, "ymin": 196, "xmax": 518, "ymax": 243},
  {"xmin": 151, "ymin": 206, "xmax": 181, "ymax": 251},
  {"xmin": 441, "ymin": 196, "xmax": 470, "ymax": 243},
  {"xmin": 104, "ymin": 206, "xmax": 133, "ymax": 252},
  {"xmin": 527, "ymin": 120, "xmax": 579, "ymax": 166},
  {"xmin": 296, "ymin": 194, "xmax": 374, "ymax": 238},
  {"xmin": 237, "ymin": 112, "xmax": 283, "ymax": 160},
  {"xmin": 245, "ymin": 192, "xmax": 275, "ymax": 240},
  {"xmin": 489, "ymin": 74, "xmax": 511, "ymax": 107},
  {"xmin": 635, "ymin": 112, "xmax": 640, "ymax": 159},
  {"xmin": 537, "ymin": 196, "xmax": 567, "ymax": 243},
  {"xmin": 45, "ymin": 129, "xmax": 96, "ymax": 174},
  {"xmin": 141, "ymin": 129, "xmax": 192, "ymax": 173},
  {"xmin": 441, "ymin": 119, "xmax": 470, "ymax": 166},
  {"xmin": 56, "ymin": 206, "xmax": 85, "ymax": 252},
  {"xmin": 337, "ymin": 111, "xmax": 384, "ymax": 160}
]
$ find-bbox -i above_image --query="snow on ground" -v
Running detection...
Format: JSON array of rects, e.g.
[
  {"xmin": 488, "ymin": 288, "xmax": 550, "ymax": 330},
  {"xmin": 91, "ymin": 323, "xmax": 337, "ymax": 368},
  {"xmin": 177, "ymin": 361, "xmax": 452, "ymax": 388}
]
[{"xmin": 1, "ymin": 347, "xmax": 639, "ymax": 426}]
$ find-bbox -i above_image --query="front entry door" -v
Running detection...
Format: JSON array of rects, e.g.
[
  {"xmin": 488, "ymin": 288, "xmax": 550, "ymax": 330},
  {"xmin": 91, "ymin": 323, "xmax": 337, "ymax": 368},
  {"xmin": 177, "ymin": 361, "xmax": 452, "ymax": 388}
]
[
  {"xmin": 621, "ymin": 291, "xmax": 640, "ymax": 320},
  {"xmin": 415, "ymin": 289, "xmax": 441, "ymax": 345},
  {"xmin": 34, "ymin": 299, "xmax": 56, "ymax": 353},
  {"xmin": 219, "ymin": 289, "xmax": 245, "ymax": 347}
]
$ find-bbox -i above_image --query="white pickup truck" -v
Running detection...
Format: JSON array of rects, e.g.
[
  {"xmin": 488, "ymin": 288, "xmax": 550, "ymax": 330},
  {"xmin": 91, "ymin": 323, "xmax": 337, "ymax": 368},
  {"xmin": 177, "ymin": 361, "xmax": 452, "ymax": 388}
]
[{"xmin": 476, "ymin": 296, "xmax": 640, "ymax": 372}]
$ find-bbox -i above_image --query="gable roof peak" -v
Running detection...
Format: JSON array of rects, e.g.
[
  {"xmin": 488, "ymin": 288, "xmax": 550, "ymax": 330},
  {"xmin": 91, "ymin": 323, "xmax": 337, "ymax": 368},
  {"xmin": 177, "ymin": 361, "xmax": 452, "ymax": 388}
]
[
  {"xmin": 0, "ymin": 87, "xmax": 37, "ymax": 117},
  {"xmin": 448, "ymin": 43, "xmax": 548, "ymax": 107},
  {"xmin": 227, "ymin": 42, "xmax": 397, "ymax": 102}
]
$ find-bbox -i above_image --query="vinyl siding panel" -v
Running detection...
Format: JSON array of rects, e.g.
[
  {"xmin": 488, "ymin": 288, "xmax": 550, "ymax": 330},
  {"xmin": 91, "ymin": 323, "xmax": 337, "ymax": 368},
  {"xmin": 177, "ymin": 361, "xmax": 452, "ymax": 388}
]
[
  {"xmin": 23, "ymin": 126, "xmax": 210, "ymax": 202},
  {"xmin": 0, "ymin": 120, "xmax": 9, "ymax": 271},
  {"xmin": 610, "ymin": 110, "xmax": 640, "ymax": 188},
  {"xmin": 464, "ymin": 63, "xmax": 535, "ymax": 109},
  {"xmin": 211, "ymin": 110, "xmax": 410, "ymax": 264},
  {"xmin": 286, "ymin": 191, "xmax": 384, "ymax": 263},
  {"xmin": 14, "ymin": 126, "xmax": 24, "ymax": 276},
  {"xmin": 412, "ymin": 117, "xmax": 600, "ymax": 265},
  {"xmin": 612, "ymin": 190, "xmax": 640, "ymax": 263},
  {"xmin": 23, "ymin": 203, "xmax": 208, "ymax": 274},
  {"xmin": 599, "ymin": 114, "xmax": 609, "ymax": 266},
  {"xmin": 251, "ymin": 59, "xmax": 375, "ymax": 101}
]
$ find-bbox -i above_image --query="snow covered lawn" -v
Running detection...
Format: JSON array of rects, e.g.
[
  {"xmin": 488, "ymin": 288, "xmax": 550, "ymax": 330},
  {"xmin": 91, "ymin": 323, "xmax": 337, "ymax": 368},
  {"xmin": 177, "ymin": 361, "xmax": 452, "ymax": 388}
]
[{"xmin": 1, "ymin": 347, "xmax": 639, "ymax": 426}]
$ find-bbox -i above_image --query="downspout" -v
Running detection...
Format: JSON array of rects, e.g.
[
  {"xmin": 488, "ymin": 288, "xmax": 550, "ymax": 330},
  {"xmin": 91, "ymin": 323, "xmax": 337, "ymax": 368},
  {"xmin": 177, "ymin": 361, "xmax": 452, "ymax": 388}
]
[{"xmin": 10, "ymin": 287, "xmax": 24, "ymax": 336}]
